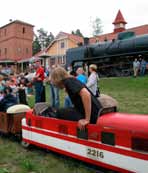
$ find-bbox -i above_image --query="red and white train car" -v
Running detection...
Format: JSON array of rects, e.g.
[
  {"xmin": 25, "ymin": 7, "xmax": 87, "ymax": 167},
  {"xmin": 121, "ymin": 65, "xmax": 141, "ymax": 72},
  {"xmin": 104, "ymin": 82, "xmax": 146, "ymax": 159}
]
[{"xmin": 22, "ymin": 110, "xmax": 148, "ymax": 173}]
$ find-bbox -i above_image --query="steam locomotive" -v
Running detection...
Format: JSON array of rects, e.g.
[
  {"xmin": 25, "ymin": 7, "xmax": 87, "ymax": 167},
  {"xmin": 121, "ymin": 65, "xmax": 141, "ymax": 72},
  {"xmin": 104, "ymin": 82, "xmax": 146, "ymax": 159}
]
[{"xmin": 66, "ymin": 32, "xmax": 148, "ymax": 77}]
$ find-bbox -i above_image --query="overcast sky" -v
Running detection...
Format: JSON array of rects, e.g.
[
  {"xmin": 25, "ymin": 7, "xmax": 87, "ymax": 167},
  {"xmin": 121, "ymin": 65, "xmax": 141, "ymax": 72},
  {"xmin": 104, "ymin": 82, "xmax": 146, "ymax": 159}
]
[{"xmin": 0, "ymin": 0, "xmax": 147, "ymax": 37}]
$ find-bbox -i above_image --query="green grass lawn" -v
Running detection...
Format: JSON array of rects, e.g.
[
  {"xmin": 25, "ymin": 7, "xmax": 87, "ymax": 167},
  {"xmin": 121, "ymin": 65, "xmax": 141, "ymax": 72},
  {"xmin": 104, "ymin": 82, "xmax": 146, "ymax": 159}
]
[
  {"xmin": 100, "ymin": 76, "xmax": 148, "ymax": 114},
  {"xmin": 0, "ymin": 76, "xmax": 148, "ymax": 173}
]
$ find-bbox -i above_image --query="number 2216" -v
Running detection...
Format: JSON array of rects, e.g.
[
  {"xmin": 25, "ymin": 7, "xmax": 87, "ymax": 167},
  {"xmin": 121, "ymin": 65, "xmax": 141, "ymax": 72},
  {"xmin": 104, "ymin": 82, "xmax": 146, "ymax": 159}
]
[{"xmin": 87, "ymin": 148, "xmax": 104, "ymax": 159}]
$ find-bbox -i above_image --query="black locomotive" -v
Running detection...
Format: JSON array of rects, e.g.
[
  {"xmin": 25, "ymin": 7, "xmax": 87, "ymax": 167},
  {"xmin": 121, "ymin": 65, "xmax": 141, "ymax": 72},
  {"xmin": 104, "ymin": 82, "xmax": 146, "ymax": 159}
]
[{"xmin": 66, "ymin": 32, "xmax": 148, "ymax": 77}]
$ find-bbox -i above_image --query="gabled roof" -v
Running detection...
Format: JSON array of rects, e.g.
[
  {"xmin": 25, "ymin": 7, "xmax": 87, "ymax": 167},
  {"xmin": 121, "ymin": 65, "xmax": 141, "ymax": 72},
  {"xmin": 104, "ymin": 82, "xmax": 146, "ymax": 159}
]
[
  {"xmin": 46, "ymin": 32, "xmax": 83, "ymax": 52},
  {"xmin": 56, "ymin": 32, "xmax": 83, "ymax": 44},
  {"xmin": 67, "ymin": 33, "xmax": 83, "ymax": 44},
  {"xmin": 113, "ymin": 10, "xmax": 127, "ymax": 24},
  {"xmin": 33, "ymin": 49, "xmax": 47, "ymax": 57}
]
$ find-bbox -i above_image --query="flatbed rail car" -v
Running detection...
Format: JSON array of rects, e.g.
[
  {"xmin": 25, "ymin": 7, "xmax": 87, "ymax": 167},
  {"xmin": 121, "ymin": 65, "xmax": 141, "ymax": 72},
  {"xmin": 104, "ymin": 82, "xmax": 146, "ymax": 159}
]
[{"xmin": 22, "ymin": 110, "xmax": 148, "ymax": 173}]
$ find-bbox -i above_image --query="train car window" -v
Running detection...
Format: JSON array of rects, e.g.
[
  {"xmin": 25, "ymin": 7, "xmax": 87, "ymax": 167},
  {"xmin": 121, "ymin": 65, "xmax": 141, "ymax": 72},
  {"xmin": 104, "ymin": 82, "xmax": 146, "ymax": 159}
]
[
  {"xmin": 101, "ymin": 132, "xmax": 115, "ymax": 146},
  {"xmin": 77, "ymin": 128, "xmax": 88, "ymax": 140},
  {"xmin": 131, "ymin": 137, "xmax": 148, "ymax": 152}
]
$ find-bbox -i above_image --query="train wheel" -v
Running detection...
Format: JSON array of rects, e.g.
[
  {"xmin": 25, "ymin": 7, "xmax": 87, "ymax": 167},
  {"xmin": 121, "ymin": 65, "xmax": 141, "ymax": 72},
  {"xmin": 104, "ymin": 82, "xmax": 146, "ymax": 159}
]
[{"xmin": 21, "ymin": 141, "xmax": 30, "ymax": 148}]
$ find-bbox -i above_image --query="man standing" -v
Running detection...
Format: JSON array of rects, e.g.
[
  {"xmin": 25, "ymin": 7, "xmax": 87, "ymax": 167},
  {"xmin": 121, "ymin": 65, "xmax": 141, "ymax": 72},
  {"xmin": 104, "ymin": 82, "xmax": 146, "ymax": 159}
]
[
  {"xmin": 140, "ymin": 58, "xmax": 147, "ymax": 76},
  {"xmin": 133, "ymin": 58, "xmax": 140, "ymax": 77},
  {"xmin": 34, "ymin": 60, "xmax": 45, "ymax": 103}
]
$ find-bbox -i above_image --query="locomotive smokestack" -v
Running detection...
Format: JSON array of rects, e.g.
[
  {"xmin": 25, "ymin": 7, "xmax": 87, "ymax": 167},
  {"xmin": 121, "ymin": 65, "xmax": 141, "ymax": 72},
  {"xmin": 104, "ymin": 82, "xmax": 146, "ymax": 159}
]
[{"xmin": 83, "ymin": 37, "xmax": 89, "ymax": 46}]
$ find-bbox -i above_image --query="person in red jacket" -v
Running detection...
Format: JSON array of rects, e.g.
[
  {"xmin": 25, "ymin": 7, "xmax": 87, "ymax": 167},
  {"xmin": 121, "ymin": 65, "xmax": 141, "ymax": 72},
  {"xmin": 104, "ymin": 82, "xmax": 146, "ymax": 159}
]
[{"xmin": 34, "ymin": 59, "xmax": 45, "ymax": 103}]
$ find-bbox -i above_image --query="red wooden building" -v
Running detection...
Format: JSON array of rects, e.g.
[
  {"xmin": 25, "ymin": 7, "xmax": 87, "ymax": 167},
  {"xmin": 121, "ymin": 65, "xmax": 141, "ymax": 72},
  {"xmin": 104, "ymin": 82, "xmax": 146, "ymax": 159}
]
[{"xmin": 0, "ymin": 20, "xmax": 34, "ymax": 72}]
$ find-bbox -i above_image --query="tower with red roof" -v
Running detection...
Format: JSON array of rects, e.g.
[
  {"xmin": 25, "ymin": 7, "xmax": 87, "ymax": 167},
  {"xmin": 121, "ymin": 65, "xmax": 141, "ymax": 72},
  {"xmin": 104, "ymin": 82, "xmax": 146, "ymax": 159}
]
[{"xmin": 112, "ymin": 10, "xmax": 127, "ymax": 33}]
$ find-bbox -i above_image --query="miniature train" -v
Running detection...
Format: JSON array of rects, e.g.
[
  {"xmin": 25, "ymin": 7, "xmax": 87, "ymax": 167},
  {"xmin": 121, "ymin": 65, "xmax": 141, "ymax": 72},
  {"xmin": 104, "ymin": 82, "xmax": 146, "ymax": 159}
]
[
  {"xmin": 21, "ymin": 104, "xmax": 148, "ymax": 173},
  {"xmin": 0, "ymin": 103, "xmax": 147, "ymax": 173},
  {"xmin": 66, "ymin": 32, "xmax": 148, "ymax": 77}
]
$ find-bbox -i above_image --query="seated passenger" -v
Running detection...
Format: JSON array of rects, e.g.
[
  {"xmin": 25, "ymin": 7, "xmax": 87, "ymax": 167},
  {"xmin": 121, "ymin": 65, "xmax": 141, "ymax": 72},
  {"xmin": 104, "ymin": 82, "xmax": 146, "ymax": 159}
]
[
  {"xmin": 50, "ymin": 67, "xmax": 102, "ymax": 129},
  {"xmin": 0, "ymin": 87, "xmax": 18, "ymax": 112}
]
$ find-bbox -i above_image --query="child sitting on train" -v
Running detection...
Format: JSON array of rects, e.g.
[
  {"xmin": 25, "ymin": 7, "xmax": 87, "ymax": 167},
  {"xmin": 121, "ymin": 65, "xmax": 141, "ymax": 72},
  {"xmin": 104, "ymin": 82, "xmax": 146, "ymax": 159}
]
[{"xmin": 0, "ymin": 87, "xmax": 18, "ymax": 112}]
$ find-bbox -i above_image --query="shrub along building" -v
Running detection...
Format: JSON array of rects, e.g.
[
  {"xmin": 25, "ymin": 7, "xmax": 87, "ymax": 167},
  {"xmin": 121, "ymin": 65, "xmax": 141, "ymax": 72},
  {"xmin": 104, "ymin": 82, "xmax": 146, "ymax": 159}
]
[{"xmin": 0, "ymin": 20, "xmax": 34, "ymax": 73}]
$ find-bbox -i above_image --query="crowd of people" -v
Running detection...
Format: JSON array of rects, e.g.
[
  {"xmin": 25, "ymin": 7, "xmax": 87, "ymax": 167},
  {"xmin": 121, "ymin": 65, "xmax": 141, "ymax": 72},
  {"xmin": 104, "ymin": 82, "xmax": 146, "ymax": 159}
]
[
  {"xmin": 0, "ymin": 56, "xmax": 147, "ymax": 124},
  {"xmin": 0, "ymin": 60, "xmax": 102, "ymax": 129},
  {"xmin": 0, "ymin": 72, "xmax": 30, "ymax": 111}
]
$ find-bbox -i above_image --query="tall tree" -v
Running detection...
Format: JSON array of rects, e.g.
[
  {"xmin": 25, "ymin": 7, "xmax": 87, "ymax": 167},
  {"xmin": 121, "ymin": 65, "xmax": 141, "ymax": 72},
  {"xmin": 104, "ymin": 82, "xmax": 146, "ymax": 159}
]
[
  {"xmin": 37, "ymin": 28, "xmax": 54, "ymax": 49},
  {"xmin": 75, "ymin": 29, "xmax": 84, "ymax": 37},
  {"xmin": 45, "ymin": 32, "xmax": 54, "ymax": 47},
  {"xmin": 71, "ymin": 29, "xmax": 84, "ymax": 37},
  {"xmin": 71, "ymin": 31, "xmax": 75, "ymax": 35},
  {"xmin": 32, "ymin": 35, "xmax": 41, "ymax": 55},
  {"xmin": 32, "ymin": 29, "xmax": 54, "ymax": 55},
  {"xmin": 91, "ymin": 17, "xmax": 103, "ymax": 36}
]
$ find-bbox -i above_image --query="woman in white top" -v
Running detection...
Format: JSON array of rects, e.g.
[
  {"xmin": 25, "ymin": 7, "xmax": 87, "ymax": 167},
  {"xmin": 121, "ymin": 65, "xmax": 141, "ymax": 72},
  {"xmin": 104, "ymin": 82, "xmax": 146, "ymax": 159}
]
[{"xmin": 86, "ymin": 64, "xmax": 99, "ymax": 96}]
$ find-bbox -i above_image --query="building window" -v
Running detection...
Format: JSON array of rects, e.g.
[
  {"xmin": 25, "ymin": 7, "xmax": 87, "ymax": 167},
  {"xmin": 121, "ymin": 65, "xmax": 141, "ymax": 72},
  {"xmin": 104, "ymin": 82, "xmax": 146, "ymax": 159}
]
[
  {"xmin": 18, "ymin": 48, "xmax": 21, "ymax": 52},
  {"xmin": 61, "ymin": 42, "xmax": 65, "ymax": 48},
  {"xmin": 119, "ymin": 23, "xmax": 124, "ymax": 28},
  {"xmin": 50, "ymin": 58, "xmax": 55, "ymax": 66},
  {"xmin": 26, "ymin": 48, "xmax": 29, "ymax": 54},
  {"xmin": 5, "ymin": 48, "xmax": 7, "ymax": 55},
  {"xmin": 58, "ymin": 57, "xmax": 61, "ymax": 64},
  {"xmin": 23, "ymin": 27, "xmax": 26, "ymax": 34},
  {"xmin": 61, "ymin": 56, "xmax": 66, "ymax": 64},
  {"xmin": 96, "ymin": 39, "xmax": 99, "ymax": 43},
  {"xmin": 4, "ymin": 29, "xmax": 7, "ymax": 36},
  {"xmin": 104, "ymin": 37, "xmax": 108, "ymax": 42}
]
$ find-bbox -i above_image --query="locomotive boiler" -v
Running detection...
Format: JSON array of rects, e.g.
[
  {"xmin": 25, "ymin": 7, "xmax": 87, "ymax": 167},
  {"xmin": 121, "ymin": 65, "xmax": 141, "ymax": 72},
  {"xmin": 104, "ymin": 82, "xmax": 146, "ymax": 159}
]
[{"xmin": 66, "ymin": 32, "xmax": 148, "ymax": 77}]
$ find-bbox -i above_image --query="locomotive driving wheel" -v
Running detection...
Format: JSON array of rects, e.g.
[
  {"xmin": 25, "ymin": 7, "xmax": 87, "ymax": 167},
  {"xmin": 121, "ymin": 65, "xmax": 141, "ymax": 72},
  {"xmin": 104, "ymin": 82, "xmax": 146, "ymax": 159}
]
[{"xmin": 21, "ymin": 141, "xmax": 30, "ymax": 148}]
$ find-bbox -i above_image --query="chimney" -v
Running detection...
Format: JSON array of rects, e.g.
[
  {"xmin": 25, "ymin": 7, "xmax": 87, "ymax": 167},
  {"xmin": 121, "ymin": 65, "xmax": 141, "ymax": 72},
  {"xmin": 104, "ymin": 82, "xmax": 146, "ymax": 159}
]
[{"xmin": 83, "ymin": 37, "xmax": 89, "ymax": 45}]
